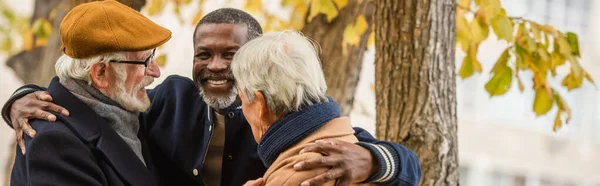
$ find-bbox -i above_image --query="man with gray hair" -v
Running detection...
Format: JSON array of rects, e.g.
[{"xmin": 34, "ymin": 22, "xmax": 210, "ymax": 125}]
[{"xmin": 10, "ymin": 1, "xmax": 170, "ymax": 185}]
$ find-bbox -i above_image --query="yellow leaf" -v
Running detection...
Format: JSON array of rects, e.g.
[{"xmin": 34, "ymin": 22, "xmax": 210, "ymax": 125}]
[
  {"xmin": 367, "ymin": 31, "xmax": 375, "ymax": 46},
  {"xmin": 477, "ymin": 5, "xmax": 500, "ymax": 24},
  {"xmin": 343, "ymin": 25, "xmax": 360, "ymax": 46},
  {"xmin": 456, "ymin": 15, "xmax": 470, "ymax": 52},
  {"xmin": 556, "ymin": 35, "xmax": 571, "ymax": 56},
  {"xmin": 458, "ymin": 45, "xmax": 482, "ymax": 79},
  {"xmin": 553, "ymin": 110, "xmax": 562, "ymax": 132},
  {"xmin": 244, "ymin": 0, "xmax": 263, "ymax": 13},
  {"xmin": 20, "ymin": 29, "xmax": 33, "ymax": 51},
  {"xmin": 554, "ymin": 91, "xmax": 572, "ymax": 125},
  {"xmin": 333, "ymin": 0, "xmax": 348, "ymax": 9},
  {"xmin": 533, "ymin": 88, "xmax": 554, "ymax": 116},
  {"xmin": 291, "ymin": 4, "xmax": 308, "ymax": 29},
  {"xmin": 490, "ymin": 48, "xmax": 509, "ymax": 74},
  {"xmin": 530, "ymin": 23, "xmax": 541, "ymax": 41},
  {"xmin": 147, "ymin": 0, "xmax": 165, "ymax": 16},
  {"xmin": 458, "ymin": 55, "xmax": 475, "ymax": 79},
  {"xmin": 457, "ymin": 0, "xmax": 470, "ymax": 15},
  {"xmin": 192, "ymin": 10, "xmax": 203, "ymax": 25},
  {"xmin": 35, "ymin": 37, "xmax": 48, "ymax": 47},
  {"xmin": 551, "ymin": 52, "xmax": 566, "ymax": 66},
  {"xmin": 469, "ymin": 19, "xmax": 488, "ymax": 43},
  {"xmin": 491, "ymin": 14, "xmax": 514, "ymax": 42},
  {"xmin": 469, "ymin": 45, "xmax": 482, "ymax": 73},
  {"xmin": 308, "ymin": 0, "xmax": 339, "ymax": 22},
  {"xmin": 1, "ymin": 36, "xmax": 12, "ymax": 53},
  {"xmin": 516, "ymin": 71, "xmax": 525, "ymax": 92},
  {"xmin": 584, "ymin": 72, "xmax": 597, "ymax": 88},
  {"xmin": 354, "ymin": 15, "xmax": 368, "ymax": 35},
  {"xmin": 485, "ymin": 66, "xmax": 513, "ymax": 96},
  {"xmin": 155, "ymin": 54, "xmax": 167, "ymax": 67}
]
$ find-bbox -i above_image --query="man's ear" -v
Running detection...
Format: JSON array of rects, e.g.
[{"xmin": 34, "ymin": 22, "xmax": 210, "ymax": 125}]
[
  {"xmin": 253, "ymin": 91, "xmax": 270, "ymax": 121},
  {"xmin": 89, "ymin": 62, "xmax": 109, "ymax": 88}
]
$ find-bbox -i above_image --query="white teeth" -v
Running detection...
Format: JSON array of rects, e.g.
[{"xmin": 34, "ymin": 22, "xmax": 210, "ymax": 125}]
[{"xmin": 208, "ymin": 80, "xmax": 227, "ymax": 85}]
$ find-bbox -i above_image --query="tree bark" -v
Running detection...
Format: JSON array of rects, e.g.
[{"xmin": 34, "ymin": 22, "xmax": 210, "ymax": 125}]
[
  {"xmin": 302, "ymin": 0, "xmax": 373, "ymax": 116},
  {"xmin": 374, "ymin": 0, "xmax": 458, "ymax": 186}
]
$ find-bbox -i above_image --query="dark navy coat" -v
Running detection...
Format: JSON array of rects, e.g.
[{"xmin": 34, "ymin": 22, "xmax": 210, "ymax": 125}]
[{"xmin": 11, "ymin": 77, "xmax": 158, "ymax": 186}]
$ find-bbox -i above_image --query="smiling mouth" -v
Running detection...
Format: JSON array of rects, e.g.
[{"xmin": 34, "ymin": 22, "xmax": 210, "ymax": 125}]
[{"xmin": 207, "ymin": 79, "xmax": 229, "ymax": 85}]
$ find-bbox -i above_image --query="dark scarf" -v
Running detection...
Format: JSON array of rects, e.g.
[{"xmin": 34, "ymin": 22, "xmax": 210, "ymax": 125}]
[
  {"xmin": 257, "ymin": 97, "xmax": 340, "ymax": 167},
  {"xmin": 59, "ymin": 78, "xmax": 145, "ymax": 164}
]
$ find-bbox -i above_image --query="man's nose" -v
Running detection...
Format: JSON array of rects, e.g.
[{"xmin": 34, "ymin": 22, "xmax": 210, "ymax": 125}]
[
  {"xmin": 146, "ymin": 59, "xmax": 161, "ymax": 78},
  {"xmin": 207, "ymin": 58, "xmax": 229, "ymax": 72}
]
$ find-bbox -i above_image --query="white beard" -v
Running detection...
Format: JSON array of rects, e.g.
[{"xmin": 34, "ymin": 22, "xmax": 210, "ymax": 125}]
[
  {"xmin": 198, "ymin": 85, "xmax": 238, "ymax": 110},
  {"xmin": 109, "ymin": 69, "xmax": 154, "ymax": 112}
]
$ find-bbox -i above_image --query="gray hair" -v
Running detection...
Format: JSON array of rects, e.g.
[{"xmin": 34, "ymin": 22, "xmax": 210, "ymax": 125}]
[
  {"xmin": 55, "ymin": 53, "xmax": 125, "ymax": 84},
  {"xmin": 231, "ymin": 30, "xmax": 328, "ymax": 116}
]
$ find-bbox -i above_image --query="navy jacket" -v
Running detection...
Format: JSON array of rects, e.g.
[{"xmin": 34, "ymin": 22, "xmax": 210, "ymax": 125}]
[
  {"xmin": 142, "ymin": 75, "xmax": 422, "ymax": 186},
  {"xmin": 10, "ymin": 77, "xmax": 157, "ymax": 186}
]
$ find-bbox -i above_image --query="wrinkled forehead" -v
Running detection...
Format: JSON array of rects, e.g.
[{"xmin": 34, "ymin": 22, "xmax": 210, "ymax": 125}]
[{"xmin": 194, "ymin": 24, "xmax": 249, "ymax": 50}]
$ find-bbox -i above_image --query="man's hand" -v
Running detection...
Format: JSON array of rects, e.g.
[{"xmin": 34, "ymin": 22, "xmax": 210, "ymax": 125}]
[
  {"xmin": 243, "ymin": 178, "xmax": 263, "ymax": 186},
  {"xmin": 10, "ymin": 91, "xmax": 69, "ymax": 155},
  {"xmin": 294, "ymin": 139, "xmax": 378, "ymax": 186}
]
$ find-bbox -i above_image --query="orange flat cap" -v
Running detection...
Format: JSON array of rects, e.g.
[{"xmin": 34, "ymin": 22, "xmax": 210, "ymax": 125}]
[{"xmin": 60, "ymin": 0, "xmax": 171, "ymax": 58}]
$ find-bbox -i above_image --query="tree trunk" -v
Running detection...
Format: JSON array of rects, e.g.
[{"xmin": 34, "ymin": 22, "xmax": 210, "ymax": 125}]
[
  {"xmin": 302, "ymin": 0, "xmax": 373, "ymax": 116},
  {"xmin": 3, "ymin": 0, "xmax": 146, "ymax": 184},
  {"xmin": 374, "ymin": 0, "xmax": 458, "ymax": 186}
]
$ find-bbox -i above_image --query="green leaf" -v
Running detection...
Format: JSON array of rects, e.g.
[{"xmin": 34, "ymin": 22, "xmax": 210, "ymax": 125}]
[
  {"xmin": 1, "ymin": 36, "xmax": 12, "ymax": 53},
  {"xmin": 308, "ymin": 0, "xmax": 339, "ymax": 22},
  {"xmin": 491, "ymin": 14, "xmax": 514, "ymax": 42},
  {"xmin": 32, "ymin": 18, "xmax": 52, "ymax": 39},
  {"xmin": 533, "ymin": 88, "xmax": 554, "ymax": 116},
  {"xmin": 485, "ymin": 66, "xmax": 513, "ymax": 96},
  {"xmin": 491, "ymin": 48, "xmax": 510, "ymax": 74},
  {"xmin": 566, "ymin": 32, "xmax": 580, "ymax": 57}
]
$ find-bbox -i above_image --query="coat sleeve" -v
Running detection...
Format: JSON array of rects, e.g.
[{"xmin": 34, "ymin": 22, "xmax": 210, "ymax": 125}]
[
  {"xmin": 1, "ymin": 84, "xmax": 47, "ymax": 128},
  {"xmin": 353, "ymin": 127, "xmax": 422, "ymax": 186},
  {"xmin": 23, "ymin": 128, "xmax": 106, "ymax": 186}
]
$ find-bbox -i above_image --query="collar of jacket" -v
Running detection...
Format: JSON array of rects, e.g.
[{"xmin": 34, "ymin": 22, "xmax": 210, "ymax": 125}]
[
  {"xmin": 46, "ymin": 76, "xmax": 156, "ymax": 186},
  {"xmin": 257, "ymin": 97, "xmax": 340, "ymax": 167},
  {"xmin": 207, "ymin": 102, "xmax": 242, "ymax": 122}
]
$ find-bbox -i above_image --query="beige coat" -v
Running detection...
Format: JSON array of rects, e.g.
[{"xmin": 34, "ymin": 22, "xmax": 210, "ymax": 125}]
[{"xmin": 261, "ymin": 117, "xmax": 373, "ymax": 186}]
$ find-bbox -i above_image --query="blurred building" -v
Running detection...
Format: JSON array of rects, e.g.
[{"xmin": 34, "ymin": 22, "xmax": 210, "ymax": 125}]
[{"xmin": 455, "ymin": 0, "xmax": 600, "ymax": 185}]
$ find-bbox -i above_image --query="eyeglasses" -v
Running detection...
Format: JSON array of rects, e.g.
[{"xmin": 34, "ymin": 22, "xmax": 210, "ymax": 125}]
[{"xmin": 109, "ymin": 49, "xmax": 156, "ymax": 74}]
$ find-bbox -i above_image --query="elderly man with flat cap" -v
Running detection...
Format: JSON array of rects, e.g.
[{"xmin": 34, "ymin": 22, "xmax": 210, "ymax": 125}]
[{"xmin": 10, "ymin": 1, "xmax": 170, "ymax": 185}]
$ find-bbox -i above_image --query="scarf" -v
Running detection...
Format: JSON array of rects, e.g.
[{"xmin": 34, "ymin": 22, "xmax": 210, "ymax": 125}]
[{"xmin": 60, "ymin": 78, "xmax": 145, "ymax": 164}]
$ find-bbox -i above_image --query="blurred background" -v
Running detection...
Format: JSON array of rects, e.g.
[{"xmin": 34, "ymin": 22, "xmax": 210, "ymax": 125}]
[{"xmin": 0, "ymin": 0, "xmax": 599, "ymax": 185}]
